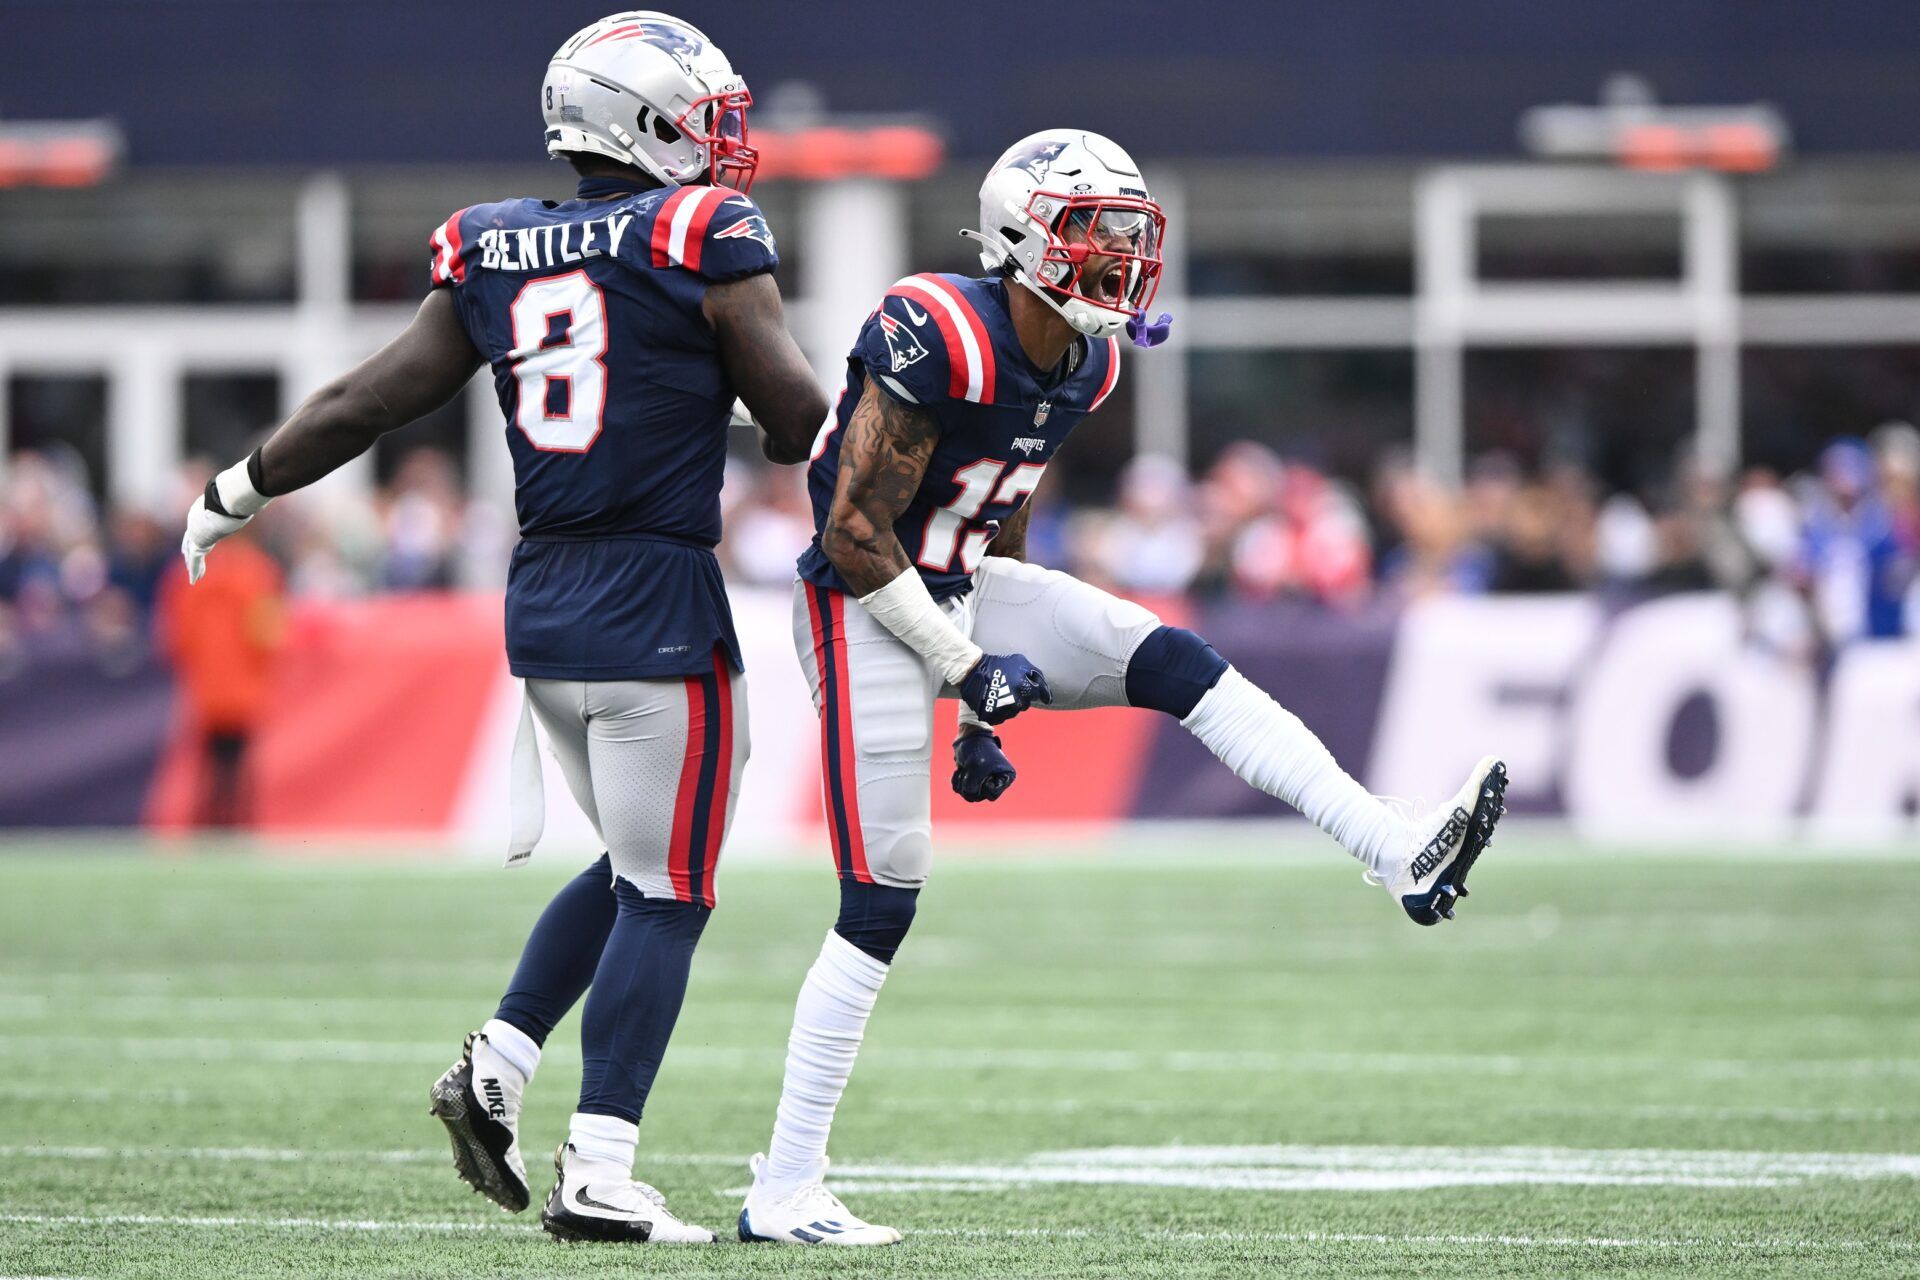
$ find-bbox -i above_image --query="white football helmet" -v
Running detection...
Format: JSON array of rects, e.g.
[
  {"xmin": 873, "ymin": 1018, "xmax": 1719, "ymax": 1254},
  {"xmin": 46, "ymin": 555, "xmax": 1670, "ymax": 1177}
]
[
  {"xmin": 542, "ymin": 12, "xmax": 758, "ymax": 191},
  {"xmin": 964, "ymin": 129, "xmax": 1166, "ymax": 338}
]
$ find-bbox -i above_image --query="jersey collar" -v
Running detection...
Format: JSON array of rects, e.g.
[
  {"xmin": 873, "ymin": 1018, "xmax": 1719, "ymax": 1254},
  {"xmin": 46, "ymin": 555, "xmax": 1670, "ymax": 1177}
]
[
  {"xmin": 984, "ymin": 277, "xmax": 1086, "ymax": 391},
  {"xmin": 575, "ymin": 175, "xmax": 665, "ymax": 202}
]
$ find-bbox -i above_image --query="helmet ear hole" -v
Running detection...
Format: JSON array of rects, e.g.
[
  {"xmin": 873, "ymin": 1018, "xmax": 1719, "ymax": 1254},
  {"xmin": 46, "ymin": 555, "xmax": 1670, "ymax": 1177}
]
[{"xmin": 653, "ymin": 115, "xmax": 680, "ymax": 144}]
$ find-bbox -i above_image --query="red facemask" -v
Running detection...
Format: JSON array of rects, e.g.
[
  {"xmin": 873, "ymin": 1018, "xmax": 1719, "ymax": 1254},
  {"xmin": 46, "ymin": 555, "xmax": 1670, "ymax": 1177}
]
[
  {"xmin": 1025, "ymin": 191, "xmax": 1166, "ymax": 317},
  {"xmin": 676, "ymin": 88, "xmax": 758, "ymax": 192}
]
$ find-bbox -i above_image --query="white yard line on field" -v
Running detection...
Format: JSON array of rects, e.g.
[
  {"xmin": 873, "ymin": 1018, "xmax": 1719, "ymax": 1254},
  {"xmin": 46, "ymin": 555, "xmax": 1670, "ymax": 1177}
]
[
  {"xmin": 727, "ymin": 1143, "xmax": 1920, "ymax": 1195},
  {"xmin": 0, "ymin": 1213, "xmax": 1912, "ymax": 1254},
  {"xmin": 8, "ymin": 1035, "xmax": 1920, "ymax": 1081},
  {"xmin": 10, "ymin": 1139, "xmax": 1913, "ymax": 1193}
]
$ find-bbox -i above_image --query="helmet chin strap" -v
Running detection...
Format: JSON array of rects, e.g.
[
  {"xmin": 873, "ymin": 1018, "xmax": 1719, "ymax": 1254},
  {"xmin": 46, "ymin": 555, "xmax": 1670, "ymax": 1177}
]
[{"xmin": 960, "ymin": 228, "xmax": 1127, "ymax": 338}]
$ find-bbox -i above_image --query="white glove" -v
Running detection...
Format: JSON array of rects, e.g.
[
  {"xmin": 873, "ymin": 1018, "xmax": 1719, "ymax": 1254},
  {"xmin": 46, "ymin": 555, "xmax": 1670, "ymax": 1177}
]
[{"xmin": 181, "ymin": 455, "xmax": 272, "ymax": 584}]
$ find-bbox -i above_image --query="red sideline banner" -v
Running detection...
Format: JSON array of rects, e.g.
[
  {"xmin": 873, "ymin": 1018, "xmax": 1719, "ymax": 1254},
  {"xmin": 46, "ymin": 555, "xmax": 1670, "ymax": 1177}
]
[{"xmin": 145, "ymin": 595, "xmax": 505, "ymax": 834}]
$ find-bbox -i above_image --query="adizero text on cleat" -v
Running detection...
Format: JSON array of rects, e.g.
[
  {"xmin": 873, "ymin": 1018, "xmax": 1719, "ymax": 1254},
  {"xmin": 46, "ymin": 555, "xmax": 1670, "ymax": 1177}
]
[
  {"xmin": 738, "ymin": 1152, "xmax": 902, "ymax": 1246},
  {"xmin": 539, "ymin": 1143, "xmax": 716, "ymax": 1244},
  {"xmin": 429, "ymin": 1031, "xmax": 530, "ymax": 1212},
  {"xmin": 1377, "ymin": 757, "xmax": 1509, "ymax": 926}
]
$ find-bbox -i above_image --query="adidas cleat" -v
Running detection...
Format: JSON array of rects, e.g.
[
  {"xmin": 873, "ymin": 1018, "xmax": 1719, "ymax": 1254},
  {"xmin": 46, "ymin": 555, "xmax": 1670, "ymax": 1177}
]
[
  {"xmin": 539, "ymin": 1143, "xmax": 716, "ymax": 1244},
  {"xmin": 737, "ymin": 1152, "xmax": 901, "ymax": 1246},
  {"xmin": 1372, "ymin": 756, "xmax": 1509, "ymax": 926},
  {"xmin": 428, "ymin": 1030, "xmax": 530, "ymax": 1212}
]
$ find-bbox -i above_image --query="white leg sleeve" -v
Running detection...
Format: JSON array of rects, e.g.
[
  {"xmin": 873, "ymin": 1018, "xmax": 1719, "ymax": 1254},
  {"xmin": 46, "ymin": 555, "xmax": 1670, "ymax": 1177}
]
[
  {"xmin": 759, "ymin": 930, "xmax": 891, "ymax": 1194},
  {"xmin": 1182, "ymin": 667, "xmax": 1406, "ymax": 874}
]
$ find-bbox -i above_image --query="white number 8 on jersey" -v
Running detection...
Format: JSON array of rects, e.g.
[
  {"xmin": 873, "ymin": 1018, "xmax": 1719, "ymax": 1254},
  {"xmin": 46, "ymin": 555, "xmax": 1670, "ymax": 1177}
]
[{"xmin": 509, "ymin": 270, "xmax": 608, "ymax": 453}]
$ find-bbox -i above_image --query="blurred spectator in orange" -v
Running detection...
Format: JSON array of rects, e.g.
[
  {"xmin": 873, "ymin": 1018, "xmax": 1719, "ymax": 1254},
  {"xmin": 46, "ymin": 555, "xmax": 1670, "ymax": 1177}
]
[{"xmin": 155, "ymin": 482, "xmax": 286, "ymax": 828}]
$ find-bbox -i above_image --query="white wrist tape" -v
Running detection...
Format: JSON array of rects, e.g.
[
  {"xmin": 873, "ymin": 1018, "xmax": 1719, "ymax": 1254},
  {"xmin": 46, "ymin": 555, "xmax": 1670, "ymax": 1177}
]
[
  {"xmin": 858, "ymin": 567, "xmax": 983, "ymax": 687},
  {"xmin": 212, "ymin": 457, "xmax": 271, "ymax": 518}
]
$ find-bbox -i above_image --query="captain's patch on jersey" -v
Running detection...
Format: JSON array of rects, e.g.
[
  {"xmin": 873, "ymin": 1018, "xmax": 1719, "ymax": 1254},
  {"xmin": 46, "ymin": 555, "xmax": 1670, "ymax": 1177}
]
[
  {"xmin": 879, "ymin": 312, "xmax": 929, "ymax": 373},
  {"xmin": 714, "ymin": 214, "xmax": 775, "ymax": 253}
]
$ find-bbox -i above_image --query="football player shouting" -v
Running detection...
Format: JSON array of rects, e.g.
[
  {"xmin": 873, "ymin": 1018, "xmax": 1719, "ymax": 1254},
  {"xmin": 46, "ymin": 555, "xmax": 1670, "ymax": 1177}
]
[{"xmin": 735, "ymin": 129, "xmax": 1509, "ymax": 1246}]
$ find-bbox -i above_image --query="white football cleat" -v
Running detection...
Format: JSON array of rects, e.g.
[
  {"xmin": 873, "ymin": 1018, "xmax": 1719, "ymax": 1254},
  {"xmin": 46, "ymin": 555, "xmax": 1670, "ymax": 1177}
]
[
  {"xmin": 1370, "ymin": 756, "xmax": 1509, "ymax": 926},
  {"xmin": 737, "ymin": 1153, "xmax": 902, "ymax": 1246},
  {"xmin": 428, "ymin": 1030, "xmax": 530, "ymax": 1212},
  {"xmin": 539, "ymin": 1143, "xmax": 716, "ymax": 1244}
]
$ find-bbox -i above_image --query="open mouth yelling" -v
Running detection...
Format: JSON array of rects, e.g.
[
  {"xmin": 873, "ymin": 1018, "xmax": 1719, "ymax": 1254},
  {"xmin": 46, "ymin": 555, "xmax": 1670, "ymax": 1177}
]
[{"xmin": 1094, "ymin": 264, "xmax": 1126, "ymax": 305}]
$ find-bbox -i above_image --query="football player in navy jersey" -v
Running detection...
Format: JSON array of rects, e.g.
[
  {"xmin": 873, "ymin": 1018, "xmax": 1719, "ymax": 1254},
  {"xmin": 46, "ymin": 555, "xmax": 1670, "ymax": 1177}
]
[
  {"xmin": 735, "ymin": 130, "xmax": 1510, "ymax": 1246},
  {"xmin": 180, "ymin": 11, "xmax": 826, "ymax": 1245}
]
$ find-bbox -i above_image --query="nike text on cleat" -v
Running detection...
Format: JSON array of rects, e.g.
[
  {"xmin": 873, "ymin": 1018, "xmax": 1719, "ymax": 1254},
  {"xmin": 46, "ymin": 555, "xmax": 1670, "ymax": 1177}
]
[
  {"xmin": 1370, "ymin": 757, "xmax": 1509, "ymax": 926},
  {"xmin": 538, "ymin": 1142, "xmax": 716, "ymax": 1244},
  {"xmin": 737, "ymin": 1152, "xmax": 901, "ymax": 1246},
  {"xmin": 428, "ymin": 1031, "xmax": 529, "ymax": 1213}
]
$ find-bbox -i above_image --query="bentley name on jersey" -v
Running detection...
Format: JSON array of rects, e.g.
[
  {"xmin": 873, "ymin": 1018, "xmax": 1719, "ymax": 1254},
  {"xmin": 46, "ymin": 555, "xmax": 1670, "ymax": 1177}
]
[
  {"xmin": 798, "ymin": 273, "xmax": 1121, "ymax": 602},
  {"xmin": 428, "ymin": 180, "xmax": 777, "ymax": 680}
]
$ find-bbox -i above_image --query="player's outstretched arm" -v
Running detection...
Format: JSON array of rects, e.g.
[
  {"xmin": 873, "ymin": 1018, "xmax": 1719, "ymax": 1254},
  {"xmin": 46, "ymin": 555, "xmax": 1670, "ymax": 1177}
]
[
  {"xmin": 180, "ymin": 289, "xmax": 481, "ymax": 582},
  {"xmin": 703, "ymin": 273, "xmax": 828, "ymax": 465},
  {"xmin": 256, "ymin": 289, "xmax": 483, "ymax": 494},
  {"xmin": 824, "ymin": 381, "xmax": 1050, "ymax": 725}
]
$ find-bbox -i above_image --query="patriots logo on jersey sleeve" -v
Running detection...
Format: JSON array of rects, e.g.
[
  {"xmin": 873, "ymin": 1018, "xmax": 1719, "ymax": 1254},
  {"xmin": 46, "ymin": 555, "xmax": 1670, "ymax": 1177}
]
[
  {"xmin": 878, "ymin": 312, "xmax": 929, "ymax": 373},
  {"xmin": 713, "ymin": 213, "xmax": 775, "ymax": 253}
]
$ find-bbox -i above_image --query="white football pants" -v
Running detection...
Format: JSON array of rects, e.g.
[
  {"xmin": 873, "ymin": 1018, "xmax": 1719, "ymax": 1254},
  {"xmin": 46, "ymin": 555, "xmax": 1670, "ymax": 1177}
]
[
  {"xmin": 527, "ymin": 656, "xmax": 749, "ymax": 906},
  {"xmin": 792, "ymin": 557, "xmax": 1160, "ymax": 888}
]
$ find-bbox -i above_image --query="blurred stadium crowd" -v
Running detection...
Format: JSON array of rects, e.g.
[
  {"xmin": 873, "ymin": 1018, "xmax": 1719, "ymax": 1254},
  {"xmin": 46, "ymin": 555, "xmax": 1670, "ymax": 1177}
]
[{"xmin": 4, "ymin": 419, "xmax": 1914, "ymax": 666}]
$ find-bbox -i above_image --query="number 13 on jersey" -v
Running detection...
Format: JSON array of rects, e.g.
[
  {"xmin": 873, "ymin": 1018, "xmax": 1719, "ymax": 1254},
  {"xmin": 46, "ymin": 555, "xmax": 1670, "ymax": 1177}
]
[
  {"xmin": 918, "ymin": 459, "xmax": 1046, "ymax": 574},
  {"xmin": 509, "ymin": 270, "xmax": 608, "ymax": 452}
]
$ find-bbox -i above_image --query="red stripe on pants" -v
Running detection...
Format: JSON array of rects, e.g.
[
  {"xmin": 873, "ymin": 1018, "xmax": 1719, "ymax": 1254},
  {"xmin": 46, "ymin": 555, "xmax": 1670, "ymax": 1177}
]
[
  {"xmin": 667, "ymin": 672, "xmax": 708, "ymax": 902},
  {"xmin": 825, "ymin": 592, "xmax": 871, "ymax": 882}
]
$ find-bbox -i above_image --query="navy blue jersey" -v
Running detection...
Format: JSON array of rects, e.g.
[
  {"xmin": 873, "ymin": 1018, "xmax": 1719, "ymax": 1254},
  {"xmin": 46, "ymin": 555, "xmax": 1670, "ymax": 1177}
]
[
  {"xmin": 429, "ymin": 180, "xmax": 778, "ymax": 679},
  {"xmin": 797, "ymin": 273, "xmax": 1121, "ymax": 600}
]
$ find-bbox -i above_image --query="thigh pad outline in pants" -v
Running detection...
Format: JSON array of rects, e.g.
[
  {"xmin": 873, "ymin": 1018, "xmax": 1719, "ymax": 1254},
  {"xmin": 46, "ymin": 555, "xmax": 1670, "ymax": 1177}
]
[
  {"xmin": 526, "ymin": 660, "xmax": 747, "ymax": 907},
  {"xmin": 962, "ymin": 557, "xmax": 1163, "ymax": 711},
  {"xmin": 794, "ymin": 582, "xmax": 940, "ymax": 890}
]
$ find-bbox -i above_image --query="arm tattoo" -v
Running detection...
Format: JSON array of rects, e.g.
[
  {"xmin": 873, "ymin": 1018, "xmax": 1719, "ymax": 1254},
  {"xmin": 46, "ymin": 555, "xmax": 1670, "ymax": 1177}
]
[
  {"xmin": 820, "ymin": 381, "xmax": 941, "ymax": 596},
  {"xmin": 985, "ymin": 501, "xmax": 1031, "ymax": 563}
]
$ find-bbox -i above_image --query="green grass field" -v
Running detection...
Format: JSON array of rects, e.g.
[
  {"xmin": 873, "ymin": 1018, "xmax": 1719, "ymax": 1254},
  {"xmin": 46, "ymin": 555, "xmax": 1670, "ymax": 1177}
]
[{"xmin": 1, "ymin": 841, "xmax": 1916, "ymax": 1278}]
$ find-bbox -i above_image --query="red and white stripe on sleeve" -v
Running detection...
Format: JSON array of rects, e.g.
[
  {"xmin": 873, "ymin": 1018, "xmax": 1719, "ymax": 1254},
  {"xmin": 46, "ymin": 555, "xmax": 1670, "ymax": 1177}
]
[
  {"xmin": 648, "ymin": 185, "xmax": 733, "ymax": 273},
  {"xmin": 428, "ymin": 208, "xmax": 470, "ymax": 286},
  {"xmin": 885, "ymin": 274, "xmax": 998, "ymax": 404}
]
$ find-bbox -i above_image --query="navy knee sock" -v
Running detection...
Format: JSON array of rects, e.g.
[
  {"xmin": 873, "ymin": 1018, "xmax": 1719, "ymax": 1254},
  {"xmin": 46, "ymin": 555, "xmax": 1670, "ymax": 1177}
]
[
  {"xmin": 493, "ymin": 853, "xmax": 617, "ymax": 1045},
  {"xmin": 576, "ymin": 878, "xmax": 711, "ymax": 1124},
  {"xmin": 833, "ymin": 878, "xmax": 919, "ymax": 964},
  {"xmin": 1125, "ymin": 626, "xmax": 1229, "ymax": 719}
]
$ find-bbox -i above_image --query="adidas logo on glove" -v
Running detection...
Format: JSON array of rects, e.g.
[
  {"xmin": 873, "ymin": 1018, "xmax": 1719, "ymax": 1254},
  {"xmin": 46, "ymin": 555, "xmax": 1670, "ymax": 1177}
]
[{"xmin": 985, "ymin": 668, "xmax": 1011, "ymax": 714}]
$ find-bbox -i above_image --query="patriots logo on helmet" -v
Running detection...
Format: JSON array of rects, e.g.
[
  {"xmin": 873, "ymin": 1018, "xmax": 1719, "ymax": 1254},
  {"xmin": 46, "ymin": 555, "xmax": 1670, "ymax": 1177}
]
[
  {"xmin": 878, "ymin": 312, "xmax": 929, "ymax": 373},
  {"xmin": 580, "ymin": 19, "xmax": 706, "ymax": 73},
  {"xmin": 1005, "ymin": 140, "xmax": 1067, "ymax": 181},
  {"xmin": 713, "ymin": 214, "xmax": 775, "ymax": 253}
]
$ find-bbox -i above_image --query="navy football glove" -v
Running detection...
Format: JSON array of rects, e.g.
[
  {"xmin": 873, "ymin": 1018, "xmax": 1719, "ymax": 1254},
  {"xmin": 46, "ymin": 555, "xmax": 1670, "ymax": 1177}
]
[
  {"xmin": 958, "ymin": 652, "xmax": 1051, "ymax": 726},
  {"xmin": 952, "ymin": 731, "xmax": 1016, "ymax": 803}
]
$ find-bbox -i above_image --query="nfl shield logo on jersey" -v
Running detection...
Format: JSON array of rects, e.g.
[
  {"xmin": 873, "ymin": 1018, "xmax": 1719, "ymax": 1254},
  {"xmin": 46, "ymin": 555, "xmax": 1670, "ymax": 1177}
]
[
  {"xmin": 879, "ymin": 312, "xmax": 929, "ymax": 373},
  {"xmin": 1033, "ymin": 401, "xmax": 1052, "ymax": 426}
]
